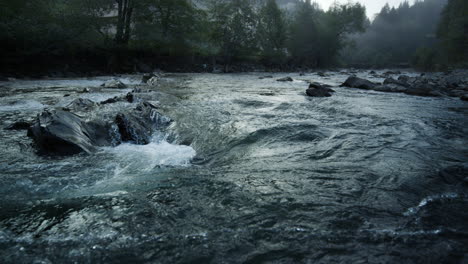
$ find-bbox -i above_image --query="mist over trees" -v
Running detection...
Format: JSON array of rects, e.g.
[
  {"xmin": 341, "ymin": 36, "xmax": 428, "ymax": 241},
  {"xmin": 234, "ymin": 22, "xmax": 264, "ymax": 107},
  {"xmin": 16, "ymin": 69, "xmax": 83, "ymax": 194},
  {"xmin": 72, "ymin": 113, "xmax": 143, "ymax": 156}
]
[
  {"xmin": 341, "ymin": 0, "xmax": 467, "ymax": 70},
  {"xmin": 0, "ymin": 0, "xmax": 465, "ymax": 74}
]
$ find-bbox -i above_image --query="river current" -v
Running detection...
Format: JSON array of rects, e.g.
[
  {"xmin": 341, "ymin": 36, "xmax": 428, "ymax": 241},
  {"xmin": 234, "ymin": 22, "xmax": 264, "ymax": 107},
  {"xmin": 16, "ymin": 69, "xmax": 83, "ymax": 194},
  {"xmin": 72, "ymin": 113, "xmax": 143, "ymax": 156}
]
[{"xmin": 0, "ymin": 71, "xmax": 467, "ymax": 263}]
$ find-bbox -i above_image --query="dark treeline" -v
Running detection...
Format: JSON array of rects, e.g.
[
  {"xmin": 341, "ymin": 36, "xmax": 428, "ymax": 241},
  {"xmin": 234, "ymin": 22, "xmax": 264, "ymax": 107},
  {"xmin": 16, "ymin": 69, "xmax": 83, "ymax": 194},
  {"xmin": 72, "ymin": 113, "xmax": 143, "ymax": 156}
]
[
  {"xmin": 342, "ymin": 0, "xmax": 467, "ymax": 70},
  {"xmin": 0, "ymin": 0, "xmax": 465, "ymax": 75}
]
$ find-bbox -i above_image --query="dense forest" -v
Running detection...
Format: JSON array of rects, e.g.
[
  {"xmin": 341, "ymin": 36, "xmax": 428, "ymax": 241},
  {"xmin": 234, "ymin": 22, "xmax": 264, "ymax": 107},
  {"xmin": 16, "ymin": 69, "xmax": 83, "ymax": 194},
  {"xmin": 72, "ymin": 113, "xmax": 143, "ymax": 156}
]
[{"xmin": 0, "ymin": 0, "xmax": 466, "ymax": 75}]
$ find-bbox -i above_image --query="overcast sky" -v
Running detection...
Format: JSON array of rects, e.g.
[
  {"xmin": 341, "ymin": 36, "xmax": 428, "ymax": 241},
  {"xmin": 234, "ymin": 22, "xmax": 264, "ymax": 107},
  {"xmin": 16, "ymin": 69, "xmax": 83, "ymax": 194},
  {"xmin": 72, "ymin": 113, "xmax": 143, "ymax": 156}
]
[{"xmin": 313, "ymin": 0, "xmax": 414, "ymax": 19}]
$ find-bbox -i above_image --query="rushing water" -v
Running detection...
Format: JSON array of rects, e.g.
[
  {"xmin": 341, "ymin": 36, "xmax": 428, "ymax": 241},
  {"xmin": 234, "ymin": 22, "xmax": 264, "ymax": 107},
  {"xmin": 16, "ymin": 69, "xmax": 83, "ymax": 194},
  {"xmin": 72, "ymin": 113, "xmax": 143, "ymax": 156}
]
[{"xmin": 0, "ymin": 71, "xmax": 467, "ymax": 263}]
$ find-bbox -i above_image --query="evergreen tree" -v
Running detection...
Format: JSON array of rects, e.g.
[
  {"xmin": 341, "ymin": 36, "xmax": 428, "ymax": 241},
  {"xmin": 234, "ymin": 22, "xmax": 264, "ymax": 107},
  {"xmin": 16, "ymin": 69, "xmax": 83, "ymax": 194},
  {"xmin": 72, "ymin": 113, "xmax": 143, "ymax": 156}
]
[
  {"xmin": 437, "ymin": 0, "xmax": 468, "ymax": 65},
  {"xmin": 258, "ymin": 0, "xmax": 287, "ymax": 65}
]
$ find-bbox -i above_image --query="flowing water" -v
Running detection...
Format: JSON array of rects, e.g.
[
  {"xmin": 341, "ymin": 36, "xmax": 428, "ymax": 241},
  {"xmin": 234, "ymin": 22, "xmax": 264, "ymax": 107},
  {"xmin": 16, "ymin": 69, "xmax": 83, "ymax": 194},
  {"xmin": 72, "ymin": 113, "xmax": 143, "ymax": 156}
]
[{"xmin": 0, "ymin": 71, "xmax": 467, "ymax": 263}]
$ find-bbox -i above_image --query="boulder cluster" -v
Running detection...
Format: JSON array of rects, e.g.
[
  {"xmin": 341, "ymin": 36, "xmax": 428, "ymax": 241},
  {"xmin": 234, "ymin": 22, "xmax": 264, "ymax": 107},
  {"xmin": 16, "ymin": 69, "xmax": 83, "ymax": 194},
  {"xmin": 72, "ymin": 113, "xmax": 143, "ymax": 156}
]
[
  {"xmin": 7, "ymin": 75, "xmax": 173, "ymax": 156},
  {"xmin": 341, "ymin": 70, "xmax": 468, "ymax": 100}
]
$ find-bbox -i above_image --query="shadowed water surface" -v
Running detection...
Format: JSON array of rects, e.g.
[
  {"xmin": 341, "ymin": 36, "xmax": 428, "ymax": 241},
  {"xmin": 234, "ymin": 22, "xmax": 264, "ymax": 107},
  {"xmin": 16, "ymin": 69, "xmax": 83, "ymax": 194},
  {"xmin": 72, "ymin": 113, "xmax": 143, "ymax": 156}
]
[{"xmin": 0, "ymin": 71, "xmax": 467, "ymax": 263}]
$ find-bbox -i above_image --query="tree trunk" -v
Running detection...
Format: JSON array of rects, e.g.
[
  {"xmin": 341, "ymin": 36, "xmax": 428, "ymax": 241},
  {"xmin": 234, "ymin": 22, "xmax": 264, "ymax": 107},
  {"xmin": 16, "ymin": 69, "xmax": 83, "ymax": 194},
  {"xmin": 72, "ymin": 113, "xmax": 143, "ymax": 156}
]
[{"xmin": 115, "ymin": 0, "xmax": 133, "ymax": 46}]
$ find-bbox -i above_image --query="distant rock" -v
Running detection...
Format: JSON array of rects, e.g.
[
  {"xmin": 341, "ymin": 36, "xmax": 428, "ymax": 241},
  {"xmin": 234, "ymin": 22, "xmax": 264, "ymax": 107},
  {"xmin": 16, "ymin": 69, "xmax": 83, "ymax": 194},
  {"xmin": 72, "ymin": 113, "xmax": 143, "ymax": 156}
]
[
  {"xmin": 101, "ymin": 79, "xmax": 126, "ymax": 88},
  {"xmin": 277, "ymin": 77, "xmax": 293, "ymax": 82},
  {"xmin": 259, "ymin": 75, "xmax": 273, "ymax": 79},
  {"xmin": 340, "ymin": 76, "xmax": 378, "ymax": 90}
]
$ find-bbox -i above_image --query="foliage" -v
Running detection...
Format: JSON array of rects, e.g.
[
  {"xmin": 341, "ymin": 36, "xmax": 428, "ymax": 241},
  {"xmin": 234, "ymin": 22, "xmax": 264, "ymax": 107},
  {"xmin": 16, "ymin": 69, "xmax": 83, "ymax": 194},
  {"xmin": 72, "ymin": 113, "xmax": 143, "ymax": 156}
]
[{"xmin": 437, "ymin": 0, "xmax": 468, "ymax": 66}]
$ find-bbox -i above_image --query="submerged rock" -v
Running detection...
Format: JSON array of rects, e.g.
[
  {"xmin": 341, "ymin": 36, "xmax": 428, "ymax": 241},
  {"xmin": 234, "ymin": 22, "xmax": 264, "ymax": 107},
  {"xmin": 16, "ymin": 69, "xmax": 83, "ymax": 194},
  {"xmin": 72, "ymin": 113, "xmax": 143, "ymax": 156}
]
[
  {"xmin": 5, "ymin": 121, "xmax": 31, "ymax": 130},
  {"xmin": 340, "ymin": 76, "xmax": 378, "ymax": 90},
  {"xmin": 27, "ymin": 110, "xmax": 111, "ymax": 155},
  {"xmin": 101, "ymin": 79, "xmax": 126, "ymax": 88},
  {"xmin": 277, "ymin": 77, "xmax": 293, "ymax": 82}
]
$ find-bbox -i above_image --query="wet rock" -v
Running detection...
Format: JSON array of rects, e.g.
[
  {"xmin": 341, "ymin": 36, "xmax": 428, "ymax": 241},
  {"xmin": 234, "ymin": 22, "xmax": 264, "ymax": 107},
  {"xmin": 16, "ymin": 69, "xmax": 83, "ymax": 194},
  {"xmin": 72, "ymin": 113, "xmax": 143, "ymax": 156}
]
[
  {"xmin": 100, "ymin": 97, "xmax": 120, "ymax": 105},
  {"xmin": 405, "ymin": 82, "xmax": 439, "ymax": 96},
  {"xmin": 373, "ymin": 84, "xmax": 407, "ymax": 93},
  {"xmin": 115, "ymin": 102, "xmax": 172, "ymax": 145},
  {"xmin": 384, "ymin": 70, "xmax": 401, "ymax": 75},
  {"xmin": 147, "ymin": 76, "xmax": 159, "ymax": 86},
  {"xmin": 340, "ymin": 76, "xmax": 378, "ymax": 90},
  {"xmin": 461, "ymin": 94, "xmax": 468, "ymax": 101},
  {"xmin": 306, "ymin": 87, "xmax": 332, "ymax": 97},
  {"xmin": 259, "ymin": 75, "xmax": 273, "ymax": 79},
  {"xmin": 369, "ymin": 70, "xmax": 376, "ymax": 74},
  {"xmin": 126, "ymin": 92, "xmax": 135, "ymax": 103},
  {"xmin": 277, "ymin": 77, "xmax": 293, "ymax": 82},
  {"xmin": 317, "ymin": 72, "xmax": 327, "ymax": 77},
  {"xmin": 80, "ymin": 88, "xmax": 91, "ymax": 93},
  {"xmin": 101, "ymin": 79, "xmax": 126, "ymax": 88},
  {"xmin": 27, "ymin": 110, "xmax": 111, "ymax": 155},
  {"xmin": 142, "ymin": 73, "xmax": 156, "ymax": 84},
  {"xmin": 306, "ymin": 83, "xmax": 334, "ymax": 97},
  {"xmin": 5, "ymin": 121, "xmax": 31, "ymax": 130},
  {"xmin": 384, "ymin": 77, "xmax": 410, "ymax": 88},
  {"xmin": 65, "ymin": 98, "xmax": 97, "ymax": 112}
]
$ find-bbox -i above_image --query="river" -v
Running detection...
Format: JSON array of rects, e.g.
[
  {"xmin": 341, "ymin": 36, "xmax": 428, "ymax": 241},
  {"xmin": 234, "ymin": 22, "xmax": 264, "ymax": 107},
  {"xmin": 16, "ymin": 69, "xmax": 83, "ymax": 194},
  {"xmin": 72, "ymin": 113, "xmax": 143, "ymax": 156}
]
[{"xmin": 0, "ymin": 71, "xmax": 467, "ymax": 263}]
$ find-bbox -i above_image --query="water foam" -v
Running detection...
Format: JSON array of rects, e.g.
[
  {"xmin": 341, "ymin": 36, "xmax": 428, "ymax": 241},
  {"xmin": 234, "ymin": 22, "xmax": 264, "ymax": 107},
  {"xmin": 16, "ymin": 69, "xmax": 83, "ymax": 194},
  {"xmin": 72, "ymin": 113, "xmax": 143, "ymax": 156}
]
[
  {"xmin": 104, "ymin": 138, "xmax": 196, "ymax": 173},
  {"xmin": 0, "ymin": 100, "xmax": 45, "ymax": 112}
]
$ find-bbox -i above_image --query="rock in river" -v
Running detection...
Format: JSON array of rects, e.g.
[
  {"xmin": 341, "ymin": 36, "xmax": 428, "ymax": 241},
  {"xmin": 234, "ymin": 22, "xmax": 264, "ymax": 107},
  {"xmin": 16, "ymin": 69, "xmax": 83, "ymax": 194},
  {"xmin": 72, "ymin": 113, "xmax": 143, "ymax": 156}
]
[
  {"xmin": 306, "ymin": 83, "xmax": 335, "ymax": 97},
  {"xmin": 27, "ymin": 110, "xmax": 111, "ymax": 155},
  {"xmin": 115, "ymin": 102, "xmax": 172, "ymax": 145},
  {"xmin": 340, "ymin": 76, "xmax": 378, "ymax": 90},
  {"xmin": 65, "ymin": 98, "xmax": 97, "ymax": 112},
  {"xmin": 101, "ymin": 79, "xmax": 126, "ymax": 88},
  {"xmin": 277, "ymin": 77, "xmax": 293, "ymax": 82}
]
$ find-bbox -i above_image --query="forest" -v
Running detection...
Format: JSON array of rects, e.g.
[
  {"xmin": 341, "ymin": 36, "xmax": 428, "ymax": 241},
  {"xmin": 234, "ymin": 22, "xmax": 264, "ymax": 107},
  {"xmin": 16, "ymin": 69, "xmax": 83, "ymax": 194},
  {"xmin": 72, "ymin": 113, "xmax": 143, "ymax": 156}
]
[{"xmin": 0, "ymin": 0, "xmax": 466, "ymax": 75}]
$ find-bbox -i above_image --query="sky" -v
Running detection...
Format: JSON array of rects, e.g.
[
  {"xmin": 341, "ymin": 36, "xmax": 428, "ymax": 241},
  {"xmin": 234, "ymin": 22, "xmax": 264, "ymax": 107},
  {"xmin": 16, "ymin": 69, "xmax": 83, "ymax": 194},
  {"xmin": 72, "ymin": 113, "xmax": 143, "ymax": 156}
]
[{"xmin": 313, "ymin": 0, "xmax": 414, "ymax": 19}]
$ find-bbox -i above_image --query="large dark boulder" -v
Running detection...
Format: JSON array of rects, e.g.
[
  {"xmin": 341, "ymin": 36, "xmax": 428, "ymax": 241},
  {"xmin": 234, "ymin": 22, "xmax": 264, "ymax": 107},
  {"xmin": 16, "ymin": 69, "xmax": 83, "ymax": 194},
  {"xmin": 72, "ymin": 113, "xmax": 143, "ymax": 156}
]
[
  {"xmin": 27, "ymin": 110, "xmax": 112, "ymax": 155},
  {"xmin": 306, "ymin": 82, "xmax": 335, "ymax": 97},
  {"xmin": 115, "ymin": 102, "xmax": 172, "ymax": 145},
  {"xmin": 306, "ymin": 87, "xmax": 333, "ymax": 97},
  {"xmin": 340, "ymin": 76, "xmax": 377, "ymax": 90},
  {"xmin": 405, "ymin": 82, "xmax": 440, "ymax": 96}
]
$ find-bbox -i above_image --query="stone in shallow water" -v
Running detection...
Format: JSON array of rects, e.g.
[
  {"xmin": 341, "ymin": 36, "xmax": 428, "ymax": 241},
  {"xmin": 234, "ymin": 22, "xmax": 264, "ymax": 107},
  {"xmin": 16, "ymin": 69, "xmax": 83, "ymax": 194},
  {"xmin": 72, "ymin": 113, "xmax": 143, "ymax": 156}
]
[
  {"xmin": 340, "ymin": 76, "xmax": 377, "ymax": 90},
  {"xmin": 101, "ymin": 79, "xmax": 126, "ymax": 88},
  {"xmin": 27, "ymin": 110, "xmax": 110, "ymax": 155},
  {"xmin": 277, "ymin": 77, "xmax": 293, "ymax": 82}
]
